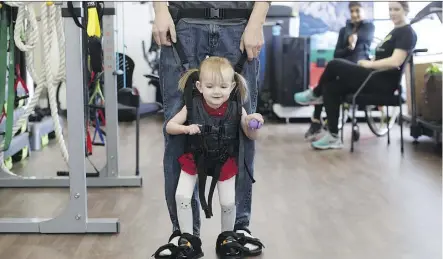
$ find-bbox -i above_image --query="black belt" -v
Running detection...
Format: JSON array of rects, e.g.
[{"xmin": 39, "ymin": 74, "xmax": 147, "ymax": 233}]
[{"xmin": 170, "ymin": 7, "xmax": 252, "ymax": 21}]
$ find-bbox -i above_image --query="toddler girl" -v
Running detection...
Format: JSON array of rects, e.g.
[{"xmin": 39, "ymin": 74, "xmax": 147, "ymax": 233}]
[{"xmin": 165, "ymin": 56, "xmax": 264, "ymax": 259}]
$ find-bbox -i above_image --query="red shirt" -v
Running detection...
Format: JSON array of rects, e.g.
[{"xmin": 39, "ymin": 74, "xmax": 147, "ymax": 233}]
[{"xmin": 178, "ymin": 100, "xmax": 238, "ymax": 181}]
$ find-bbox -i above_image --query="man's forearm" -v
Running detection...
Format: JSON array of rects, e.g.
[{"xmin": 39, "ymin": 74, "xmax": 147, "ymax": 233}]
[
  {"xmin": 153, "ymin": 1, "xmax": 168, "ymax": 13},
  {"xmin": 249, "ymin": 2, "xmax": 271, "ymax": 26}
]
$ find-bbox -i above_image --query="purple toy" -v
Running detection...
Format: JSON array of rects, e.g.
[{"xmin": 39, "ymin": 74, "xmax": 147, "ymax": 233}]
[{"xmin": 248, "ymin": 119, "xmax": 262, "ymax": 130}]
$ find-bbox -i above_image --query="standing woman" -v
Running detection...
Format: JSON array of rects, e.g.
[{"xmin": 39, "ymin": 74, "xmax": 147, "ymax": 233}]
[
  {"xmin": 305, "ymin": 1, "xmax": 375, "ymax": 141},
  {"xmin": 295, "ymin": 1, "xmax": 417, "ymax": 150}
]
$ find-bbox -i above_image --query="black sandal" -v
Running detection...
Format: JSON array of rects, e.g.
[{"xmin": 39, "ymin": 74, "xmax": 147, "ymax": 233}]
[
  {"xmin": 152, "ymin": 230, "xmax": 182, "ymax": 258},
  {"xmin": 216, "ymin": 231, "xmax": 249, "ymax": 259},
  {"xmin": 170, "ymin": 233, "xmax": 204, "ymax": 259},
  {"xmin": 234, "ymin": 227, "xmax": 265, "ymax": 257}
]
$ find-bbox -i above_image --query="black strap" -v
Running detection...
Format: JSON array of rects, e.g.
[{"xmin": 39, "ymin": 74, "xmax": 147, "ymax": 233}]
[
  {"xmin": 196, "ymin": 151, "xmax": 230, "ymax": 219},
  {"xmin": 174, "ymin": 37, "xmax": 190, "ymax": 72},
  {"xmin": 67, "ymin": 1, "xmax": 105, "ymax": 31},
  {"xmin": 67, "ymin": 2, "xmax": 86, "ymax": 30},
  {"xmin": 234, "ymin": 52, "xmax": 248, "ymax": 73},
  {"xmin": 183, "ymin": 72, "xmax": 198, "ymax": 122},
  {"xmin": 175, "ymin": 8, "xmax": 252, "ymax": 20},
  {"xmin": 197, "ymin": 157, "xmax": 210, "ymax": 217}
]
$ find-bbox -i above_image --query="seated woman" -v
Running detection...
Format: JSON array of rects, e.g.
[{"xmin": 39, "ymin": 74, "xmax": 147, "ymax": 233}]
[
  {"xmin": 295, "ymin": 1, "xmax": 417, "ymax": 150},
  {"xmin": 305, "ymin": 1, "xmax": 375, "ymax": 141}
]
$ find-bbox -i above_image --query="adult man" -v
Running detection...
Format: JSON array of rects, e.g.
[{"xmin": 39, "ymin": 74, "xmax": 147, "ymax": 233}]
[
  {"xmin": 304, "ymin": 1, "xmax": 375, "ymax": 141},
  {"xmin": 152, "ymin": 1, "xmax": 269, "ymax": 257}
]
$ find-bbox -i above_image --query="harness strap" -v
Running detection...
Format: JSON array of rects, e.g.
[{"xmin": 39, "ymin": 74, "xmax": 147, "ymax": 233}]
[
  {"xmin": 183, "ymin": 72, "xmax": 198, "ymax": 123},
  {"xmin": 197, "ymin": 156, "xmax": 210, "ymax": 217},
  {"xmin": 197, "ymin": 152, "xmax": 230, "ymax": 219}
]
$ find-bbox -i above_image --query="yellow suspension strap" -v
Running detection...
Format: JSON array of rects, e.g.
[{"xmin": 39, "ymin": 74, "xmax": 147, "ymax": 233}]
[
  {"xmin": 65, "ymin": 2, "xmax": 105, "ymax": 152},
  {"xmin": 86, "ymin": 1, "xmax": 103, "ymax": 74},
  {"xmin": 85, "ymin": 2, "xmax": 106, "ymax": 147}
]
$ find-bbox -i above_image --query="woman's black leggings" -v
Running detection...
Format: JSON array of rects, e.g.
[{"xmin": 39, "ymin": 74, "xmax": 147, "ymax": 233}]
[{"xmin": 312, "ymin": 58, "xmax": 398, "ymax": 134}]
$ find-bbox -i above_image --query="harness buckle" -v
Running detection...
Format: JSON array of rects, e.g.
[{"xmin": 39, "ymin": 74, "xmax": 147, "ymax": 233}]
[{"xmin": 205, "ymin": 8, "xmax": 224, "ymax": 19}]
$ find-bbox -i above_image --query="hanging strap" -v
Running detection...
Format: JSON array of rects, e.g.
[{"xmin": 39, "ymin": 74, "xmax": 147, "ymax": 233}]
[
  {"xmin": 3, "ymin": 13, "xmax": 16, "ymax": 151},
  {"xmin": 14, "ymin": 64, "xmax": 29, "ymax": 107},
  {"xmin": 0, "ymin": 6, "xmax": 8, "ymax": 126},
  {"xmin": 67, "ymin": 1, "xmax": 105, "ymax": 31}
]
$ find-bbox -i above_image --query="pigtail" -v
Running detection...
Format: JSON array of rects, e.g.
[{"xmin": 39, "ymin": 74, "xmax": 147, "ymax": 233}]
[
  {"xmin": 178, "ymin": 68, "xmax": 200, "ymax": 92},
  {"xmin": 234, "ymin": 72, "xmax": 249, "ymax": 104}
]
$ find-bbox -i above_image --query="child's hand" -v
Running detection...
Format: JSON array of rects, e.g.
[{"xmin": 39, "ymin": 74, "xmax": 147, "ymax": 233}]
[
  {"xmin": 183, "ymin": 124, "xmax": 201, "ymax": 135},
  {"xmin": 245, "ymin": 113, "xmax": 264, "ymax": 129}
]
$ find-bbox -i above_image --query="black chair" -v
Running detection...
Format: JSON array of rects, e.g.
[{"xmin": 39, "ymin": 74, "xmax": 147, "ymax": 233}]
[
  {"xmin": 342, "ymin": 49, "xmax": 428, "ymax": 153},
  {"xmin": 116, "ymin": 52, "xmax": 135, "ymax": 91}
]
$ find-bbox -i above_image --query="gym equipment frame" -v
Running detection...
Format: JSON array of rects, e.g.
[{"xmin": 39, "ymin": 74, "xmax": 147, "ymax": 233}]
[
  {"xmin": 0, "ymin": 2, "xmax": 142, "ymax": 188},
  {"xmin": 0, "ymin": 3, "xmax": 120, "ymax": 233}
]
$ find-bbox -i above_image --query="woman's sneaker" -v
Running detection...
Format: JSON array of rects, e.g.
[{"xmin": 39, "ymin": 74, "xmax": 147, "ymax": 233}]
[
  {"xmin": 311, "ymin": 131, "xmax": 343, "ymax": 150},
  {"xmin": 305, "ymin": 121, "xmax": 323, "ymax": 141},
  {"xmin": 294, "ymin": 89, "xmax": 323, "ymax": 105}
]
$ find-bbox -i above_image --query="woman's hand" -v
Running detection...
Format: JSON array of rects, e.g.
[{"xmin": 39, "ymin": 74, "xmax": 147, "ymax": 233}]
[{"xmin": 358, "ymin": 60, "xmax": 373, "ymax": 69}]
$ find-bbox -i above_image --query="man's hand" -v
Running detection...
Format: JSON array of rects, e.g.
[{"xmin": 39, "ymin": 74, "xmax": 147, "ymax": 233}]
[
  {"xmin": 240, "ymin": 24, "xmax": 264, "ymax": 61},
  {"xmin": 240, "ymin": 2, "xmax": 269, "ymax": 61},
  {"xmin": 183, "ymin": 124, "xmax": 201, "ymax": 135},
  {"xmin": 358, "ymin": 60, "xmax": 373, "ymax": 69},
  {"xmin": 348, "ymin": 33, "xmax": 358, "ymax": 50},
  {"xmin": 152, "ymin": 4, "xmax": 176, "ymax": 46}
]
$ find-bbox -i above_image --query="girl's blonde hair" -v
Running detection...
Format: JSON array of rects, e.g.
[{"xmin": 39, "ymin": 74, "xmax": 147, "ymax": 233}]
[{"xmin": 178, "ymin": 56, "xmax": 249, "ymax": 104}]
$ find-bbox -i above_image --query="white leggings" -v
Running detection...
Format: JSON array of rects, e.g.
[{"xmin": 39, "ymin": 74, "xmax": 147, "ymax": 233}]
[{"xmin": 175, "ymin": 171, "xmax": 236, "ymax": 235}]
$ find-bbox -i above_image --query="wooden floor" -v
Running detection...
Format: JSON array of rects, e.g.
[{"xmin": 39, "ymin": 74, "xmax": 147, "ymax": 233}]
[{"xmin": 0, "ymin": 116, "xmax": 441, "ymax": 259}]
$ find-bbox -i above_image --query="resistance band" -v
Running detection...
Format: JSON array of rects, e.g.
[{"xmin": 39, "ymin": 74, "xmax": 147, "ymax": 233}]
[{"xmin": 88, "ymin": 71, "xmax": 106, "ymax": 146}]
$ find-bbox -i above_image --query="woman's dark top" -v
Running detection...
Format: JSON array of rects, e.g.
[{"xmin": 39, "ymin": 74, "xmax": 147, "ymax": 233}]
[
  {"xmin": 375, "ymin": 24, "xmax": 417, "ymax": 61},
  {"xmin": 334, "ymin": 19, "xmax": 375, "ymax": 63},
  {"xmin": 375, "ymin": 24, "xmax": 417, "ymax": 79}
]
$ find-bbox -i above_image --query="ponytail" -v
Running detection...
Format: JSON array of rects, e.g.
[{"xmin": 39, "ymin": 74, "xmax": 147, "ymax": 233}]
[
  {"xmin": 234, "ymin": 72, "xmax": 249, "ymax": 104},
  {"xmin": 178, "ymin": 68, "xmax": 199, "ymax": 92}
]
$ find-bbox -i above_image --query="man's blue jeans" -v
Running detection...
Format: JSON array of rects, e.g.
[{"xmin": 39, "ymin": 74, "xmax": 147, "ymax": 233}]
[{"xmin": 159, "ymin": 19, "xmax": 259, "ymax": 237}]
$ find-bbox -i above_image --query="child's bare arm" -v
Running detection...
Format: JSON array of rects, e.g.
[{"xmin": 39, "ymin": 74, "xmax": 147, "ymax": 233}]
[
  {"xmin": 166, "ymin": 106, "xmax": 188, "ymax": 135},
  {"xmin": 166, "ymin": 106, "xmax": 201, "ymax": 135}
]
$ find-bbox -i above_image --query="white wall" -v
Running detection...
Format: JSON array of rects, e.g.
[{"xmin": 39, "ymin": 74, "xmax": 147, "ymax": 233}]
[{"xmin": 115, "ymin": 2, "xmax": 155, "ymax": 103}]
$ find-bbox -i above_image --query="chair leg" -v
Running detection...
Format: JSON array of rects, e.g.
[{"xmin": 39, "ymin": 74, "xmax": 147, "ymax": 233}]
[
  {"xmin": 399, "ymin": 102, "xmax": 404, "ymax": 154},
  {"xmin": 340, "ymin": 104, "xmax": 344, "ymax": 142},
  {"xmin": 350, "ymin": 105, "xmax": 356, "ymax": 152},
  {"xmin": 387, "ymin": 106, "xmax": 390, "ymax": 145}
]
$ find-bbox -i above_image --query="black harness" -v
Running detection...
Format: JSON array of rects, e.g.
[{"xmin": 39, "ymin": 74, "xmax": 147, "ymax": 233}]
[{"xmin": 173, "ymin": 37, "xmax": 254, "ymax": 219}]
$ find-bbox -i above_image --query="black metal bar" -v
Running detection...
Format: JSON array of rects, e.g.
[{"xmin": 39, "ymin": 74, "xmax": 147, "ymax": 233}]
[{"xmin": 135, "ymin": 106, "xmax": 140, "ymax": 176}]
